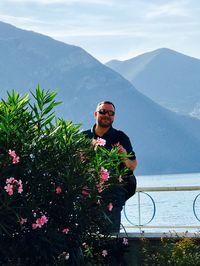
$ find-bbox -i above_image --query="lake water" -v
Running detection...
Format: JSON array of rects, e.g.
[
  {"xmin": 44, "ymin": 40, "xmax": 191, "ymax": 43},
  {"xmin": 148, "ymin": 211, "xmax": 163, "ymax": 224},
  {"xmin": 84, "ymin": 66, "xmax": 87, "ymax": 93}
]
[{"xmin": 121, "ymin": 172, "xmax": 200, "ymax": 233}]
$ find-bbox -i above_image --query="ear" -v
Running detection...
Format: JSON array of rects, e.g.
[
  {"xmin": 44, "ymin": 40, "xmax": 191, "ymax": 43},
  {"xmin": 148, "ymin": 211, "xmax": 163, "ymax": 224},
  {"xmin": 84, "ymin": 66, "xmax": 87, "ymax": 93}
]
[{"xmin": 94, "ymin": 111, "xmax": 97, "ymax": 118}]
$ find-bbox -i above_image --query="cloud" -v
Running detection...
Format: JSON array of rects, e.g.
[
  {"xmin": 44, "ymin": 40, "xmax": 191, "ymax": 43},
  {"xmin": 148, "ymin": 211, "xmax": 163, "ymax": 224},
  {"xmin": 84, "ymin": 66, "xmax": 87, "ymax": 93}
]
[
  {"xmin": 3, "ymin": 0, "xmax": 113, "ymax": 6},
  {"xmin": 0, "ymin": 14, "xmax": 38, "ymax": 23},
  {"xmin": 1, "ymin": 0, "xmax": 200, "ymax": 62},
  {"xmin": 0, "ymin": 13, "xmax": 52, "ymax": 32},
  {"xmin": 52, "ymin": 28, "xmax": 147, "ymax": 38},
  {"xmin": 145, "ymin": 2, "xmax": 189, "ymax": 19}
]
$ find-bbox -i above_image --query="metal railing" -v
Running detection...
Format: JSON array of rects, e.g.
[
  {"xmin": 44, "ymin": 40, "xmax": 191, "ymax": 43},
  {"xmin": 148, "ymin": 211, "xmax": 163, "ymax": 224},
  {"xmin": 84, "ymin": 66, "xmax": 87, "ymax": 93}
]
[{"xmin": 123, "ymin": 185, "xmax": 200, "ymax": 230}]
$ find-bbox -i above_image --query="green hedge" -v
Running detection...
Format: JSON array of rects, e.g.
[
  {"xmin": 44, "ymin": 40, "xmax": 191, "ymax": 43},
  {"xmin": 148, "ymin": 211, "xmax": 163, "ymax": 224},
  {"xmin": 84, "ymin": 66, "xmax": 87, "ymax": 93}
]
[
  {"xmin": 125, "ymin": 236, "xmax": 200, "ymax": 266},
  {"xmin": 0, "ymin": 86, "xmax": 129, "ymax": 265}
]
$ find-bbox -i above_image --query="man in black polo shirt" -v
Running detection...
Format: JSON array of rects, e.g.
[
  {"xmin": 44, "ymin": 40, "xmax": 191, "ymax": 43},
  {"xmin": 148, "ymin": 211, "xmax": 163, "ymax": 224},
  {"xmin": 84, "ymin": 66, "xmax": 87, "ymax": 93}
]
[{"xmin": 83, "ymin": 101, "xmax": 137, "ymax": 233}]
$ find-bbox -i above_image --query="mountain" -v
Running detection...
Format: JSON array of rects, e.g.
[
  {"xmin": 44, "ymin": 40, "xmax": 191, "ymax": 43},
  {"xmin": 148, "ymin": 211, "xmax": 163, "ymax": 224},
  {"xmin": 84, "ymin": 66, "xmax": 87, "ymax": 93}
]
[
  {"xmin": 1, "ymin": 21, "xmax": 200, "ymax": 175},
  {"xmin": 106, "ymin": 48, "xmax": 200, "ymax": 118}
]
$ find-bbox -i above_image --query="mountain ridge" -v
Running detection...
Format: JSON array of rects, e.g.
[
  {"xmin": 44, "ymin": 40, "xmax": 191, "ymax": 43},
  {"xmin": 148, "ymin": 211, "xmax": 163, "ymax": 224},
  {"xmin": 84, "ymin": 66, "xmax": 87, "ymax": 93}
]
[
  {"xmin": 106, "ymin": 48, "xmax": 200, "ymax": 117},
  {"xmin": 1, "ymin": 21, "xmax": 200, "ymax": 175}
]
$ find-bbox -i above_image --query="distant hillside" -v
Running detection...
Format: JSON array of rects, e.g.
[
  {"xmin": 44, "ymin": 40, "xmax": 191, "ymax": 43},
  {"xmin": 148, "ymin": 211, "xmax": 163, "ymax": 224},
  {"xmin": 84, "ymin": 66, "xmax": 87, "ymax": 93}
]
[
  {"xmin": 1, "ymin": 21, "xmax": 200, "ymax": 175},
  {"xmin": 106, "ymin": 48, "xmax": 200, "ymax": 118}
]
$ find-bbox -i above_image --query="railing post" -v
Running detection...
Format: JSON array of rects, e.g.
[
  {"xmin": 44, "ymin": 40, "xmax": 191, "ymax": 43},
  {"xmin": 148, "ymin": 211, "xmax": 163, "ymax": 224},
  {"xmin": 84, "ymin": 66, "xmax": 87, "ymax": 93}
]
[{"xmin": 138, "ymin": 191, "xmax": 142, "ymax": 226}]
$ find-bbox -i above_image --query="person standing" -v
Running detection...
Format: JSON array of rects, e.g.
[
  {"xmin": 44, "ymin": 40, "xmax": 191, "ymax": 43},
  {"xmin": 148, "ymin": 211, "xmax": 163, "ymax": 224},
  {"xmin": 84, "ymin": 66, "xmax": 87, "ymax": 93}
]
[{"xmin": 83, "ymin": 101, "xmax": 137, "ymax": 233}]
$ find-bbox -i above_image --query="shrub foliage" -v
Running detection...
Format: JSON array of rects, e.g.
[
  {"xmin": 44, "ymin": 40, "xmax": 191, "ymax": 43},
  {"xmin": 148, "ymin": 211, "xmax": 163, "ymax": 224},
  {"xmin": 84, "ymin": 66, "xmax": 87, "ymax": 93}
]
[
  {"xmin": 0, "ymin": 87, "xmax": 129, "ymax": 265},
  {"xmin": 141, "ymin": 236, "xmax": 200, "ymax": 266}
]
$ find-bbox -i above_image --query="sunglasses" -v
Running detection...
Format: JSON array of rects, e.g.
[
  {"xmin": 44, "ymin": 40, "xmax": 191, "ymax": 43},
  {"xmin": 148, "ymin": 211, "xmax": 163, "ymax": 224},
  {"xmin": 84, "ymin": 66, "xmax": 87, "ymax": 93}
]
[{"xmin": 98, "ymin": 109, "xmax": 115, "ymax": 116}]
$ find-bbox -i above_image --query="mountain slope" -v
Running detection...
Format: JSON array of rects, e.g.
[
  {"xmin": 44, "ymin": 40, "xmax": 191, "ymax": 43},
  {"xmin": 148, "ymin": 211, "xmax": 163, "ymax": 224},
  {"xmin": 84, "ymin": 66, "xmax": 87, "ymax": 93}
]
[
  {"xmin": 1, "ymin": 21, "xmax": 200, "ymax": 175},
  {"xmin": 106, "ymin": 48, "xmax": 200, "ymax": 118}
]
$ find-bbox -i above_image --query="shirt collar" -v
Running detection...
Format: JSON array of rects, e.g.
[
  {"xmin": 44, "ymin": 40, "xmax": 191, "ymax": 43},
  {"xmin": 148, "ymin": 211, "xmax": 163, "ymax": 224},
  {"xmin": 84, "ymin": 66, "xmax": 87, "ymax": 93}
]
[{"xmin": 92, "ymin": 124, "xmax": 114, "ymax": 138}]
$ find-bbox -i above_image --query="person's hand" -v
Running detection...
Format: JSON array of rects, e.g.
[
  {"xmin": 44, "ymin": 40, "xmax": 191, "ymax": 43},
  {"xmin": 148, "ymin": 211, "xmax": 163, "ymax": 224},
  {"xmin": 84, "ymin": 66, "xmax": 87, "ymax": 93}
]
[
  {"xmin": 114, "ymin": 142, "xmax": 127, "ymax": 154},
  {"xmin": 114, "ymin": 142, "xmax": 137, "ymax": 171}
]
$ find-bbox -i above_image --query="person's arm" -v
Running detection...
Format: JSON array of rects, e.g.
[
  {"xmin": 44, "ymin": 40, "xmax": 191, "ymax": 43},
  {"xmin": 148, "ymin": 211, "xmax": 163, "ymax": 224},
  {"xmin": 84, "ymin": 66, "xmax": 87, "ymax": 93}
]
[{"xmin": 124, "ymin": 157, "xmax": 137, "ymax": 171}]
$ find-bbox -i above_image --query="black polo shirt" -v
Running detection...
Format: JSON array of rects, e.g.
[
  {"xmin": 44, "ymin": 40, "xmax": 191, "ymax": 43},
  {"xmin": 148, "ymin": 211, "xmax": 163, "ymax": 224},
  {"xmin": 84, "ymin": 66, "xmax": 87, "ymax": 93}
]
[
  {"xmin": 83, "ymin": 125, "xmax": 136, "ymax": 162},
  {"xmin": 83, "ymin": 125, "xmax": 137, "ymax": 203}
]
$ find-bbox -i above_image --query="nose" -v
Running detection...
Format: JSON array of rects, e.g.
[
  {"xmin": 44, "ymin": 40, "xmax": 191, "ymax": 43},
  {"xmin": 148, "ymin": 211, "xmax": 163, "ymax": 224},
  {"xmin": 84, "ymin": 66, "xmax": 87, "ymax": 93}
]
[{"xmin": 105, "ymin": 112, "xmax": 110, "ymax": 117}]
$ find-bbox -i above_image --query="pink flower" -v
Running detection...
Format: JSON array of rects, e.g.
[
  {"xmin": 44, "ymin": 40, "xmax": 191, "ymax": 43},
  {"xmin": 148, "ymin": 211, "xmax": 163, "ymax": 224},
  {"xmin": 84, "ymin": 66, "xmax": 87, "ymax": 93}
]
[
  {"xmin": 56, "ymin": 186, "xmax": 62, "ymax": 194},
  {"xmin": 62, "ymin": 228, "xmax": 69, "ymax": 234},
  {"xmin": 6, "ymin": 177, "xmax": 15, "ymax": 183},
  {"xmin": 96, "ymin": 137, "xmax": 106, "ymax": 147},
  {"xmin": 4, "ymin": 177, "xmax": 23, "ymax": 196},
  {"xmin": 37, "ymin": 215, "xmax": 48, "ymax": 226},
  {"xmin": 8, "ymin": 149, "xmax": 20, "ymax": 164},
  {"xmin": 82, "ymin": 186, "xmax": 90, "ymax": 197},
  {"xmin": 32, "ymin": 214, "xmax": 48, "ymax": 230},
  {"xmin": 102, "ymin": 250, "xmax": 108, "ymax": 257},
  {"xmin": 32, "ymin": 223, "xmax": 38, "ymax": 230},
  {"xmin": 20, "ymin": 218, "xmax": 27, "ymax": 225},
  {"xmin": 96, "ymin": 183, "xmax": 103, "ymax": 193},
  {"xmin": 107, "ymin": 202, "xmax": 113, "ymax": 211},
  {"xmin": 100, "ymin": 167, "xmax": 109, "ymax": 183},
  {"xmin": 17, "ymin": 180, "xmax": 23, "ymax": 194},
  {"xmin": 82, "ymin": 189, "xmax": 90, "ymax": 197},
  {"xmin": 123, "ymin": 238, "xmax": 129, "ymax": 245},
  {"xmin": 4, "ymin": 183, "xmax": 14, "ymax": 195}
]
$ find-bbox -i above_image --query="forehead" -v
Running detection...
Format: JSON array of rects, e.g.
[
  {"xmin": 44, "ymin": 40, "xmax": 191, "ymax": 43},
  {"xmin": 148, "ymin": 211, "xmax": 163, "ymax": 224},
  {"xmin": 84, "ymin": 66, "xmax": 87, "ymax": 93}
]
[{"xmin": 97, "ymin": 103, "xmax": 115, "ymax": 111}]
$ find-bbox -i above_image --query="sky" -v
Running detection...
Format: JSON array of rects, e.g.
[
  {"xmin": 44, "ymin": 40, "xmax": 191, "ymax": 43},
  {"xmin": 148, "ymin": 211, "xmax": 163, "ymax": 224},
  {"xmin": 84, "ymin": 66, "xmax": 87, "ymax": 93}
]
[{"xmin": 0, "ymin": 0, "xmax": 200, "ymax": 63}]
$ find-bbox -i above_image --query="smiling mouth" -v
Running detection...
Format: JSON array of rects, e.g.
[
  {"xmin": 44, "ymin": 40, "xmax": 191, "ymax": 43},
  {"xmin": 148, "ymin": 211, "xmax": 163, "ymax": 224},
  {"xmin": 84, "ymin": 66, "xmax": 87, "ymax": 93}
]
[{"xmin": 102, "ymin": 118, "xmax": 110, "ymax": 122}]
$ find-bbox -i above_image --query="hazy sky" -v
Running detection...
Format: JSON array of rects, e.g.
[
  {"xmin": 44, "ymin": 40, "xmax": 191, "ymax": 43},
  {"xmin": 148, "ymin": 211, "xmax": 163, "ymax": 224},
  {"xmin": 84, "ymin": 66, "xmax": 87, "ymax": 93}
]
[{"xmin": 0, "ymin": 0, "xmax": 200, "ymax": 63}]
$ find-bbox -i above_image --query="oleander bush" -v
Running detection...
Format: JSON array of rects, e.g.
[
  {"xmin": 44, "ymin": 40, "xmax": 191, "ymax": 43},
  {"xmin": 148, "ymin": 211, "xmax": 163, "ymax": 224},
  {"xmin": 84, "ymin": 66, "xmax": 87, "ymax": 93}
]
[{"xmin": 0, "ymin": 86, "xmax": 129, "ymax": 265}]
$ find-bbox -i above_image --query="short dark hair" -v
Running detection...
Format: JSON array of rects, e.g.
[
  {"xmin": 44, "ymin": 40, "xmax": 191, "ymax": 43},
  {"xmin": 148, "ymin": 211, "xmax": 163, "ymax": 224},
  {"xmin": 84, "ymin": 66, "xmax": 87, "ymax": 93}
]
[{"xmin": 96, "ymin": 101, "xmax": 115, "ymax": 111}]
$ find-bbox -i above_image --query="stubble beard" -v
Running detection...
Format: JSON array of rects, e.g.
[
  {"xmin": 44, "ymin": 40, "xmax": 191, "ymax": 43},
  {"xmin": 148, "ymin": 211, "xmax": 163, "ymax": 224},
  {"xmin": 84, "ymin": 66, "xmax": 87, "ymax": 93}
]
[{"xmin": 98, "ymin": 117, "xmax": 113, "ymax": 128}]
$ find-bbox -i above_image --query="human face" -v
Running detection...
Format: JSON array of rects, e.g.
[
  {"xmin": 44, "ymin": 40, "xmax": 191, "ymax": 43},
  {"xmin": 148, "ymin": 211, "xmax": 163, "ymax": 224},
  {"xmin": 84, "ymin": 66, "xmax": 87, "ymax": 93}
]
[{"xmin": 94, "ymin": 103, "xmax": 115, "ymax": 128}]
